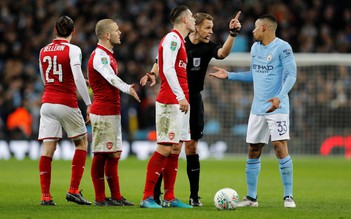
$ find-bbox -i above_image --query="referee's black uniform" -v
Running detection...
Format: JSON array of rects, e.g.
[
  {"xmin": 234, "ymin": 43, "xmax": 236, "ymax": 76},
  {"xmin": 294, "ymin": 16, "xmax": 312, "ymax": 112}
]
[{"xmin": 185, "ymin": 35, "xmax": 223, "ymax": 140}]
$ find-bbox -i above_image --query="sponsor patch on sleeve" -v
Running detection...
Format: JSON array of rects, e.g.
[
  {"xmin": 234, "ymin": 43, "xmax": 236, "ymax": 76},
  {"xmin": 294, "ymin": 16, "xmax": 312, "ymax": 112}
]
[
  {"xmin": 283, "ymin": 49, "xmax": 292, "ymax": 57},
  {"xmin": 170, "ymin": 41, "xmax": 177, "ymax": 51},
  {"xmin": 101, "ymin": 57, "xmax": 108, "ymax": 65}
]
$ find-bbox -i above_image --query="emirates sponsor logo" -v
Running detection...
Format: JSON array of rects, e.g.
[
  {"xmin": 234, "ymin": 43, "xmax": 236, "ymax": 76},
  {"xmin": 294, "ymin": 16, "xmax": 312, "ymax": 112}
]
[
  {"xmin": 178, "ymin": 60, "xmax": 187, "ymax": 69},
  {"xmin": 169, "ymin": 132, "xmax": 175, "ymax": 140},
  {"xmin": 106, "ymin": 142, "xmax": 113, "ymax": 150}
]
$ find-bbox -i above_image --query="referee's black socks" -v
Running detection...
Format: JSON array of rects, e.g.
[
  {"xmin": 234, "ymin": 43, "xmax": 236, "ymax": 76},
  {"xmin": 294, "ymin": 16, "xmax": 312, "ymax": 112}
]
[{"xmin": 186, "ymin": 154, "xmax": 200, "ymax": 198}]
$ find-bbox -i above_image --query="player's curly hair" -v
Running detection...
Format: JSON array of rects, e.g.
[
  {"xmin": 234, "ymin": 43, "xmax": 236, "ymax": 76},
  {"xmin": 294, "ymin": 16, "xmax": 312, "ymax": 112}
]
[{"xmin": 55, "ymin": 16, "xmax": 74, "ymax": 37}]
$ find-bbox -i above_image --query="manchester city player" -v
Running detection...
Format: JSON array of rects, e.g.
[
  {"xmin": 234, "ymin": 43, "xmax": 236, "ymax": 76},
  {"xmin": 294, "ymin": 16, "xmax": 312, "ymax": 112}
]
[{"xmin": 209, "ymin": 14, "xmax": 297, "ymax": 208}]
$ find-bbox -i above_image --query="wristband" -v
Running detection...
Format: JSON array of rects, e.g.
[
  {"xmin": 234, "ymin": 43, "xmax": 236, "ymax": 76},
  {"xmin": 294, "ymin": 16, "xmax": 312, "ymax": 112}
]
[
  {"xmin": 230, "ymin": 32, "xmax": 238, "ymax": 37},
  {"xmin": 229, "ymin": 28, "xmax": 240, "ymax": 37},
  {"xmin": 228, "ymin": 19, "xmax": 240, "ymax": 37}
]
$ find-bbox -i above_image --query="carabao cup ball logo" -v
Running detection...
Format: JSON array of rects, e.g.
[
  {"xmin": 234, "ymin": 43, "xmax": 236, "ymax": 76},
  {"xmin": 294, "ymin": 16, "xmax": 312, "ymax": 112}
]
[
  {"xmin": 170, "ymin": 41, "xmax": 177, "ymax": 51},
  {"xmin": 214, "ymin": 188, "xmax": 239, "ymax": 210},
  {"xmin": 215, "ymin": 191, "xmax": 229, "ymax": 209}
]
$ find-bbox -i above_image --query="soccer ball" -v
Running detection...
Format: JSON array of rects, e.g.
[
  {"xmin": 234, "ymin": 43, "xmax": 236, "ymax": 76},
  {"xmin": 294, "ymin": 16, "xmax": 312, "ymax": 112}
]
[{"xmin": 214, "ymin": 188, "xmax": 239, "ymax": 210}]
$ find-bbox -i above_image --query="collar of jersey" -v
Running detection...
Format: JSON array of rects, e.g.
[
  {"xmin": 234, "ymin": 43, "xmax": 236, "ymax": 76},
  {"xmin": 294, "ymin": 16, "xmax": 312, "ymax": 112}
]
[{"xmin": 97, "ymin": 44, "xmax": 114, "ymax": 55}]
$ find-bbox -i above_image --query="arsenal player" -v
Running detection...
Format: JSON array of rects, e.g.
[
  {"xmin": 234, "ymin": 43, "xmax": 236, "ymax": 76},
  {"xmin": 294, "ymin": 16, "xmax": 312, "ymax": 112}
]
[
  {"xmin": 88, "ymin": 19, "xmax": 140, "ymax": 206},
  {"xmin": 140, "ymin": 5, "xmax": 195, "ymax": 209},
  {"xmin": 141, "ymin": 11, "xmax": 241, "ymax": 207},
  {"xmin": 38, "ymin": 15, "xmax": 92, "ymax": 206}
]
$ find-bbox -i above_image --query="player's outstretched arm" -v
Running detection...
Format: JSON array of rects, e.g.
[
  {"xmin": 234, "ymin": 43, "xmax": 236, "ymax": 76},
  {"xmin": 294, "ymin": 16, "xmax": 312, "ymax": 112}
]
[
  {"xmin": 208, "ymin": 67, "xmax": 229, "ymax": 79},
  {"xmin": 129, "ymin": 84, "xmax": 141, "ymax": 102},
  {"xmin": 140, "ymin": 72, "xmax": 156, "ymax": 87},
  {"xmin": 140, "ymin": 63, "xmax": 158, "ymax": 87},
  {"xmin": 210, "ymin": 67, "xmax": 253, "ymax": 82}
]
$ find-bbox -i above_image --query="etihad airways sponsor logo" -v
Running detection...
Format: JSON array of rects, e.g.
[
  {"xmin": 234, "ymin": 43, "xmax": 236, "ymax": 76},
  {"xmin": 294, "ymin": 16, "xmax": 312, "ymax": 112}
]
[{"xmin": 252, "ymin": 64, "xmax": 273, "ymax": 71}]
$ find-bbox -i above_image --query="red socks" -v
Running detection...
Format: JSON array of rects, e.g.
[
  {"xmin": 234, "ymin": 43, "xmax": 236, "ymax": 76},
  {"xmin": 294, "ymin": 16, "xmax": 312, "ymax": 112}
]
[
  {"xmin": 163, "ymin": 153, "xmax": 179, "ymax": 201},
  {"xmin": 39, "ymin": 156, "xmax": 52, "ymax": 200},
  {"xmin": 142, "ymin": 151, "xmax": 167, "ymax": 200},
  {"xmin": 69, "ymin": 149, "xmax": 87, "ymax": 194},
  {"xmin": 91, "ymin": 153, "xmax": 107, "ymax": 202},
  {"xmin": 40, "ymin": 150, "xmax": 87, "ymax": 200},
  {"xmin": 105, "ymin": 156, "xmax": 122, "ymax": 200}
]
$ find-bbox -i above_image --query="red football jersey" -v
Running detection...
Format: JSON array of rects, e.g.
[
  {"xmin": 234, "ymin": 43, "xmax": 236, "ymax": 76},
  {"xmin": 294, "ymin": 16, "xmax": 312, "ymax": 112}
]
[
  {"xmin": 39, "ymin": 39, "xmax": 81, "ymax": 108},
  {"xmin": 88, "ymin": 45, "xmax": 122, "ymax": 115},
  {"xmin": 156, "ymin": 29, "xmax": 189, "ymax": 104}
]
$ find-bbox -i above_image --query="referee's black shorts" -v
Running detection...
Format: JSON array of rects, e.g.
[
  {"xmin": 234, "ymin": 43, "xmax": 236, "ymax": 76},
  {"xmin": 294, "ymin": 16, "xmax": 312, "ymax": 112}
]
[{"xmin": 189, "ymin": 93, "xmax": 204, "ymax": 140}]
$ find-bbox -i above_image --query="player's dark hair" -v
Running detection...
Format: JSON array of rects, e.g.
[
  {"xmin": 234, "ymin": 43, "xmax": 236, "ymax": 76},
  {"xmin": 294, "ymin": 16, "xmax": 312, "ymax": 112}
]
[
  {"xmin": 194, "ymin": 13, "xmax": 213, "ymax": 26},
  {"xmin": 258, "ymin": 14, "xmax": 277, "ymax": 31},
  {"xmin": 258, "ymin": 14, "xmax": 277, "ymax": 24},
  {"xmin": 170, "ymin": 5, "xmax": 189, "ymax": 25},
  {"xmin": 56, "ymin": 16, "xmax": 74, "ymax": 37}
]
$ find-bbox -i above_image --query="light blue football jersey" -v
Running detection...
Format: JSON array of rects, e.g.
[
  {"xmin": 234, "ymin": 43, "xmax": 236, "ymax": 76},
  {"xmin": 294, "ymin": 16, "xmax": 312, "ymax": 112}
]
[{"xmin": 228, "ymin": 37, "xmax": 296, "ymax": 115}]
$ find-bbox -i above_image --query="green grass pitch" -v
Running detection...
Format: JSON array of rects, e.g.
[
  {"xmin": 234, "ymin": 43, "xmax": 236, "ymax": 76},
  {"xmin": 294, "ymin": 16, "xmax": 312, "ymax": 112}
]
[{"xmin": 0, "ymin": 156, "xmax": 350, "ymax": 219}]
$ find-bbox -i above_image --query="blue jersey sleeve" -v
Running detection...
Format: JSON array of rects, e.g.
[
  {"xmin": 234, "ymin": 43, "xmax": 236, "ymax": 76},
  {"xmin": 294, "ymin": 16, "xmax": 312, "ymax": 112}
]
[
  {"xmin": 227, "ymin": 71, "xmax": 253, "ymax": 82},
  {"xmin": 276, "ymin": 43, "xmax": 296, "ymax": 101}
]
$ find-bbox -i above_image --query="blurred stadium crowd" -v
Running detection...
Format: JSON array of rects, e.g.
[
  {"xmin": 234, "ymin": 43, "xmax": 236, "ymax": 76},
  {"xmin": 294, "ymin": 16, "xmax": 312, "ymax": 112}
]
[{"xmin": 0, "ymin": 0, "xmax": 350, "ymax": 142}]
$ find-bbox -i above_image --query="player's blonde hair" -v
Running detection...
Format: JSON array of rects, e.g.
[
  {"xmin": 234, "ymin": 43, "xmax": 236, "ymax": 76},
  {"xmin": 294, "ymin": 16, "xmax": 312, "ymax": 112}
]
[{"xmin": 95, "ymin": 19, "xmax": 116, "ymax": 39}]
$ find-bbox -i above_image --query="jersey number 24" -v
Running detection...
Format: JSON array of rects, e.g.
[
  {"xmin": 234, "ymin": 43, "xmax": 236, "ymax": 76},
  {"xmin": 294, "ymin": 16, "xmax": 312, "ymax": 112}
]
[{"xmin": 43, "ymin": 55, "xmax": 63, "ymax": 83}]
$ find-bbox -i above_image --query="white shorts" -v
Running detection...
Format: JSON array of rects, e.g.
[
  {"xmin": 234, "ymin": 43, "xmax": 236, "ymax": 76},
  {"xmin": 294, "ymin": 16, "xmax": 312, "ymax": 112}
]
[
  {"xmin": 90, "ymin": 113, "xmax": 122, "ymax": 153},
  {"xmin": 38, "ymin": 103, "xmax": 87, "ymax": 140},
  {"xmin": 155, "ymin": 101, "xmax": 190, "ymax": 144},
  {"xmin": 246, "ymin": 114, "xmax": 290, "ymax": 144}
]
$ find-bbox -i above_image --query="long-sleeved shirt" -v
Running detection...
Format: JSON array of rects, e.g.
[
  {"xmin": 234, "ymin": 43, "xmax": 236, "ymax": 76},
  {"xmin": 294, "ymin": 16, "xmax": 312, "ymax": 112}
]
[{"xmin": 227, "ymin": 37, "xmax": 296, "ymax": 115}]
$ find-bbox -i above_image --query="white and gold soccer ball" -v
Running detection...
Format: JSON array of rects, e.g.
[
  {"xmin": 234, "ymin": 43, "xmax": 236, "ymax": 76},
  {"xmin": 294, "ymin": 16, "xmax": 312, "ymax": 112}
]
[{"xmin": 214, "ymin": 188, "xmax": 239, "ymax": 210}]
